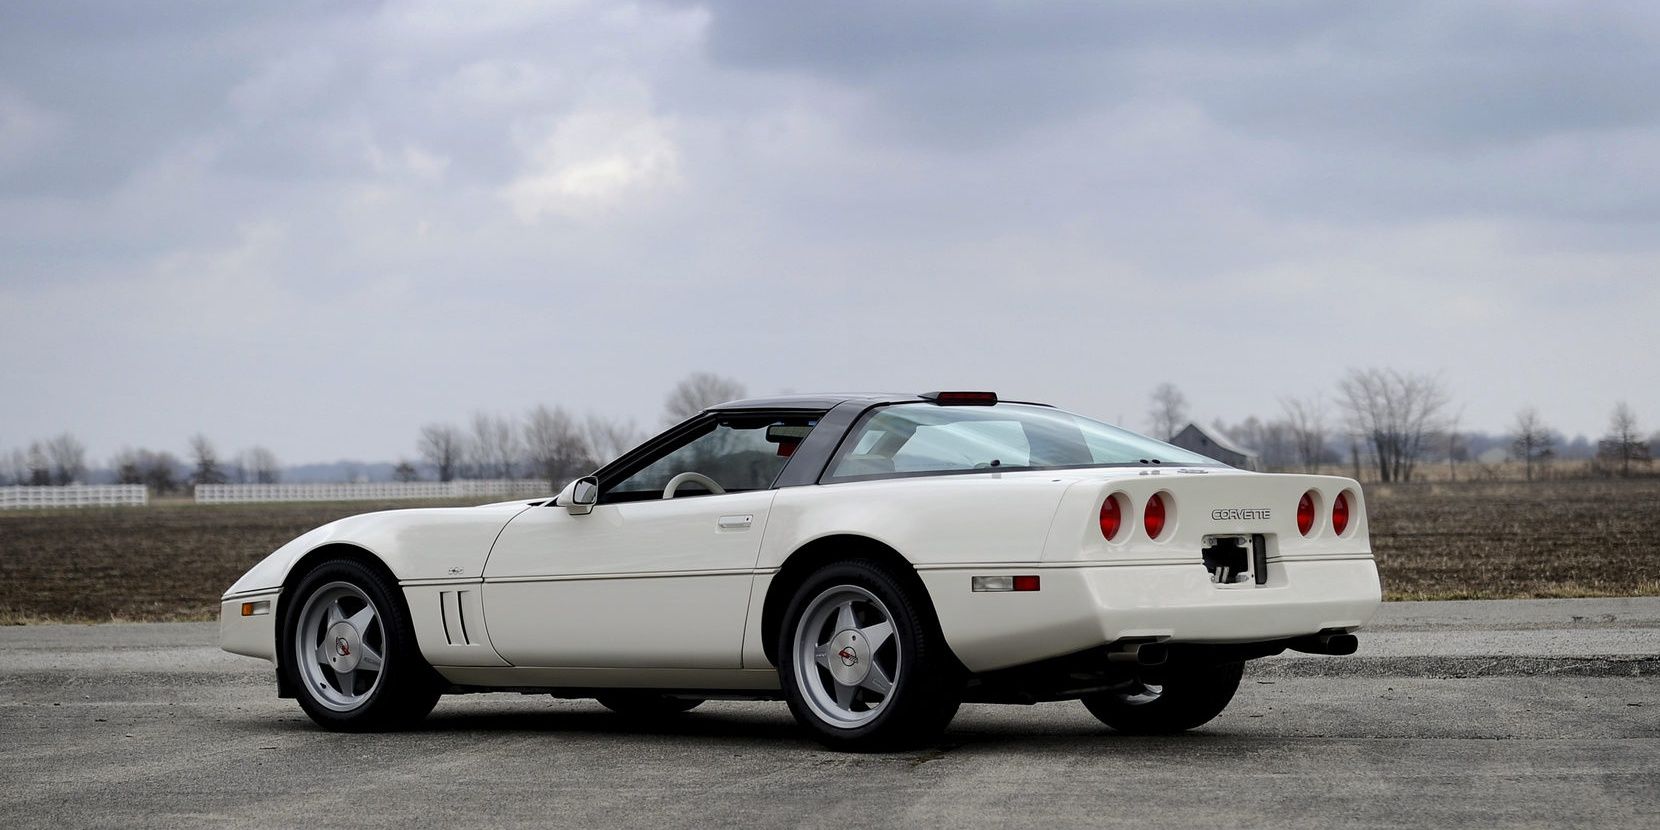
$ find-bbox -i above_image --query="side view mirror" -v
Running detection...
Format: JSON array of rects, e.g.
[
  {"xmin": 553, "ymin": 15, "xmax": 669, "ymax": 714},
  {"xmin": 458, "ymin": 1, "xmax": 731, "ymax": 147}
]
[{"xmin": 566, "ymin": 475, "xmax": 599, "ymax": 516}]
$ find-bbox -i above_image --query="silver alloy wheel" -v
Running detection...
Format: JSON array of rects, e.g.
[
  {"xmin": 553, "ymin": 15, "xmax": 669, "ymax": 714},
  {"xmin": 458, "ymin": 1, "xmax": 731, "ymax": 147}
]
[
  {"xmin": 792, "ymin": 584, "xmax": 901, "ymax": 728},
  {"xmin": 293, "ymin": 581, "xmax": 387, "ymax": 712}
]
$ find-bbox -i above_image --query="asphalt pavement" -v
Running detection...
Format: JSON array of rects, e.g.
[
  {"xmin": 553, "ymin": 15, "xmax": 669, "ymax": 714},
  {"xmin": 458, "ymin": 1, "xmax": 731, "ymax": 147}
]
[{"xmin": 1, "ymin": 598, "xmax": 1656, "ymax": 829}]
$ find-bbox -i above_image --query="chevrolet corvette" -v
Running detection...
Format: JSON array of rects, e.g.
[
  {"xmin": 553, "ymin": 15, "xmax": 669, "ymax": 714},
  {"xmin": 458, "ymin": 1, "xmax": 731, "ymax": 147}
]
[{"xmin": 221, "ymin": 391, "xmax": 1381, "ymax": 749}]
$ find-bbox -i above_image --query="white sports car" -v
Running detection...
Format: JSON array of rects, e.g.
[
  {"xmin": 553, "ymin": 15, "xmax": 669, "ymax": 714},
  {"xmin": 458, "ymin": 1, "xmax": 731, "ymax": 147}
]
[{"xmin": 222, "ymin": 392, "xmax": 1380, "ymax": 749}]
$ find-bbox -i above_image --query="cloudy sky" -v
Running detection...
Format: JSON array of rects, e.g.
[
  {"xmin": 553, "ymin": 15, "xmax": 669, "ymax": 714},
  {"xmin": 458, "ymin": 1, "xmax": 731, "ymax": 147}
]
[{"xmin": 3, "ymin": 0, "xmax": 1657, "ymax": 465}]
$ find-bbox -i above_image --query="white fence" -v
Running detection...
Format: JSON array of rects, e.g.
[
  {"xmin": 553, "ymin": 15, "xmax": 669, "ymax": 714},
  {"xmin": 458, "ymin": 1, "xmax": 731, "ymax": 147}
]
[
  {"xmin": 194, "ymin": 479, "xmax": 554, "ymax": 504},
  {"xmin": 0, "ymin": 485, "xmax": 149, "ymax": 510}
]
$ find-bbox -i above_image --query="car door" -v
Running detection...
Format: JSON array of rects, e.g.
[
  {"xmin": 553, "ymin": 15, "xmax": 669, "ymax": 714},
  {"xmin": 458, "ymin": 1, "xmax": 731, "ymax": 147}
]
[{"xmin": 481, "ymin": 412, "xmax": 820, "ymax": 669}]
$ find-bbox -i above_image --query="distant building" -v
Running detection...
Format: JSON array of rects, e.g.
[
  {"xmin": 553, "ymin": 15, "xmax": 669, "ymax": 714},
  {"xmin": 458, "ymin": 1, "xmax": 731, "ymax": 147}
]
[{"xmin": 1169, "ymin": 423, "xmax": 1260, "ymax": 470}]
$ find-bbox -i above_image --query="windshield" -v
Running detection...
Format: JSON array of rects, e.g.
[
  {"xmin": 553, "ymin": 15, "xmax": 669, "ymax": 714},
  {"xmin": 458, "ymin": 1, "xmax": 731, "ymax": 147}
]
[{"xmin": 826, "ymin": 403, "xmax": 1219, "ymax": 481}]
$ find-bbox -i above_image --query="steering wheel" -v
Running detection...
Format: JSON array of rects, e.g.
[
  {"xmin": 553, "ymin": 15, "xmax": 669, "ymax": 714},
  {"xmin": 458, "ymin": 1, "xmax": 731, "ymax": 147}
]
[{"xmin": 663, "ymin": 471, "xmax": 725, "ymax": 499}]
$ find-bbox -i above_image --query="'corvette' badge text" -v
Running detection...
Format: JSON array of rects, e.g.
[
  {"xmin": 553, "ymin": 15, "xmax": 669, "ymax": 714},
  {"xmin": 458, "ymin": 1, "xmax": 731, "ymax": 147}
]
[{"xmin": 1211, "ymin": 508, "xmax": 1272, "ymax": 521}]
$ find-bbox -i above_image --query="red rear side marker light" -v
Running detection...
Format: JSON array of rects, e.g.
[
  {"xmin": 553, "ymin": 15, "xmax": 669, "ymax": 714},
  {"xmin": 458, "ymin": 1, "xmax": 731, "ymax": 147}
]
[
  {"xmin": 1332, "ymin": 491, "xmax": 1351, "ymax": 535},
  {"xmin": 1012, "ymin": 575, "xmax": 1041, "ymax": 592},
  {"xmin": 1297, "ymin": 491, "xmax": 1316, "ymax": 536},
  {"xmin": 1144, "ymin": 493, "xmax": 1167, "ymax": 539},
  {"xmin": 1100, "ymin": 495, "xmax": 1123, "ymax": 541}
]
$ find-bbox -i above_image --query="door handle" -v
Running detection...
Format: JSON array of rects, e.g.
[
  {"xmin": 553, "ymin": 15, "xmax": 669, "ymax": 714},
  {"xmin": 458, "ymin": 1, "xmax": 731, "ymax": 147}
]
[{"xmin": 718, "ymin": 514, "xmax": 754, "ymax": 530}]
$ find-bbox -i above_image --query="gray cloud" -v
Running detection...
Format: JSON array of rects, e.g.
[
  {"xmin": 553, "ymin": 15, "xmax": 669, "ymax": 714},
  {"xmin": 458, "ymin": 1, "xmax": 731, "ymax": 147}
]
[
  {"xmin": 1, "ymin": 0, "xmax": 1657, "ymax": 464},
  {"xmin": 694, "ymin": 1, "xmax": 1660, "ymax": 144},
  {"xmin": 687, "ymin": 1, "xmax": 1660, "ymax": 224}
]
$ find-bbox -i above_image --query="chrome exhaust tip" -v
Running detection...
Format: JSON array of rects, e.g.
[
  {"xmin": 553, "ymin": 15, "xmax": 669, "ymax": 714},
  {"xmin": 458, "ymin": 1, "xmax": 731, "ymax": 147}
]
[{"xmin": 1106, "ymin": 641, "xmax": 1169, "ymax": 666}]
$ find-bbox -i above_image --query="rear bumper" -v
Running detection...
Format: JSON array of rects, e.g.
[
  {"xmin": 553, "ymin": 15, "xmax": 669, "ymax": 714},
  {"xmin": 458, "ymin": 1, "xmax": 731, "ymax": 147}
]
[{"xmin": 921, "ymin": 558, "xmax": 1382, "ymax": 673}]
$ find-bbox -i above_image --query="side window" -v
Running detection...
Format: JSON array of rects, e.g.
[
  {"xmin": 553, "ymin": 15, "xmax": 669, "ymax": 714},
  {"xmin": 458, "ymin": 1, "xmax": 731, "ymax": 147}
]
[
  {"xmin": 1085, "ymin": 432, "xmax": 1139, "ymax": 464},
  {"xmin": 827, "ymin": 402, "xmax": 1217, "ymax": 482},
  {"xmin": 852, "ymin": 430, "xmax": 886, "ymax": 455},
  {"xmin": 894, "ymin": 421, "xmax": 1030, "ymax": 471},
  {"xmin": 605, "ymin": 415, "xmax": 819, "ymax": 501}
]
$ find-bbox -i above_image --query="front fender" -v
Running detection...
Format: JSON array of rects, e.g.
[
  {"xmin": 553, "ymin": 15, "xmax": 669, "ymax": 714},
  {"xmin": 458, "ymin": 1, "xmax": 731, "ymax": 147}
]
[{"xmin": 222, "ymin": 503, "xmax": 533, "ymax": 597}]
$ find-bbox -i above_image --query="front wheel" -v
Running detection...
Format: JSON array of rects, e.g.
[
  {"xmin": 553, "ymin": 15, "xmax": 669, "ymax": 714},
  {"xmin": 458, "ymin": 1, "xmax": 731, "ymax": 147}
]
[
  {"xmin": 777, "ymin": 561, "xmax": 961, "ymax": 751},
  {"xmin": 1080, "ymin": 660, "xmax": 1244, "ymax": 735},
  {"xmin": 281, "ymin": 559, "xmax": 441, "ymax": 731}
]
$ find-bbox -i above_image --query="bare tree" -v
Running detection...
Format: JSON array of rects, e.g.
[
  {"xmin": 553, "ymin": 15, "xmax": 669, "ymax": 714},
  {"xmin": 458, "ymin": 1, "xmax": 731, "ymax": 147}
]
[
  {"xmin": 586, "ymin": 414, "xmax": 643, "ymax": 464},
  {"xmin": 392, "ymin": 461, "xmax": 420, "ymax": 482},
  {"xmin": 43, "ymin": 433, "xmax": 87, "ymax": 485},
  {"xmin": 1510, "ymin": 407, "xmax": 1554, "ymax": 482},
  {"xmin": 663, "ymin": 372, "xmax": 746, "ymax": 424},
  {"xmin": 1280, "ymin": 396, "xmax": 1326, "ymax": 473},
  {"xmin": 189, "ymin": 434, "xmax": 227, "ymax": 485},
  {"xmin": 113, "ymin": 448, "xmax": 180, "ymax": 493},
  {"xmin": 470, "ymin": 412, "xmax": 520, "ymax": 479},
  {"xmin": 1215, "ymin": 416, "xmax": 1292, "ymax": 469},
  {"xmin": 1261, "ymin": 420, "xmax": 1294, "ymax": 469},
  {"xmin": 0, "ymin": 448, "xmax": 24, "ymax": 485},
  {"xmin": 1443, "ymin": 414, "xmax": 1467, "ymax": 483},
  {"xmin": 524, "ymin": 405, "xmax": 595, "ymax": 487},
  {"xmin": 1335, "ymin": 368, "xmax": 1450, "ymax": 483},
  {"xmin": 418, "ymin": 423, "xmax": 465, "ymax": 482},
  {"xmin": 1600, "ymin": 402, "xmax": 1648, "ymax": 477},
  {"xmin": 112, "ymin": 449, "xmax": 141, "ymax": 485},
  {"xmin": 242, "ymin": 446, "xmax": 281, "ymax": 484},
  {"xmin": 26, "ymin": 442, "xmax": 50, "ymax": 485},
  {"xmin": 1147, "ymin": 383, "xmax": 1188, "ymax": 441}
]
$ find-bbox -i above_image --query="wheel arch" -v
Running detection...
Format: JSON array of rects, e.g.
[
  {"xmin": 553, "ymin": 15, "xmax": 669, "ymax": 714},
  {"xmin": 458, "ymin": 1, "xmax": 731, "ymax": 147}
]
[
  {"xmin": 276, "ymin": 543, "xmax": 409, "ymax": 698},
  {"xmin": 281, "ymin": 542, "xmax": 402, "ymax": 600},
  {"xmin": 759, "ymin": 534, "xmax": 958, "ymax": 669}
]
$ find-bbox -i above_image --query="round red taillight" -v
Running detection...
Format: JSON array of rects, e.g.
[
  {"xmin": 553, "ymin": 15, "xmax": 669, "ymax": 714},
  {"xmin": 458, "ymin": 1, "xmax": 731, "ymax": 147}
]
[
  {"xmin": 1100, "ymin": 495, "xmax": 1123, "ymax": 541},
  {"xmin": 1332, "ymin": 491, "xmax": 1351, "ymax": 536},
  {"xmin": 1297, "ymin": 491, "xmax": 1316, "ymax": 536},
  {"xmin": 1144, "ymin": 493, "xmax": 1167, "ymax": 539}
]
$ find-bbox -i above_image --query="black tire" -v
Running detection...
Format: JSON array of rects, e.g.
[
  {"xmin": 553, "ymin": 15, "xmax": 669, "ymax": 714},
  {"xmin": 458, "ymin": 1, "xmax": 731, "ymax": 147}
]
[
  {"xmin": 280, "ymin": 559, "xmax": 442, "ymax": 731},
  {"xmin": 1081, "ymin": 660, "xmax": 1244, "ymax": 735},
  {"xmin": 594, "ymin": 692, "xmax": 704, "ymax": 717},
  {"xmin": 777, "ymin": 560, "xmax": 961, "ymax": 751}
]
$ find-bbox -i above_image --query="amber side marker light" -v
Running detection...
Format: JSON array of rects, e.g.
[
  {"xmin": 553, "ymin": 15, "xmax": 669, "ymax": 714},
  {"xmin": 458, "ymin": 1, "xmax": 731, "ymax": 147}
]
[
  {"xmin": 972, "ymin": 575, "xmax": 1041, "ymax": 592},
  {"xmin": 240, "ymin": 601, "xmax": 271, "ymax": 617}
]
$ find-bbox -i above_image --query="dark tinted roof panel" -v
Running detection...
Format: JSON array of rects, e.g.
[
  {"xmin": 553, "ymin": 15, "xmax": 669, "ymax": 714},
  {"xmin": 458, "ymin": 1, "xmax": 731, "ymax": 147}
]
[{"xmin": 709, "ymin": 393, "xmax": 917, "ymax": 411}]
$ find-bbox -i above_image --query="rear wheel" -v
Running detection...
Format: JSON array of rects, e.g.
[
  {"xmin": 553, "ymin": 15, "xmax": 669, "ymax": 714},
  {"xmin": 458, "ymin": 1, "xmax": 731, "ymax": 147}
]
[
  {"xmin": 1081, "ymin": 660, "xmax": 1244, "ymax": 734},
  {"xmin": 594, "ymin": 692, "xmax": 704, "ymax": 717},
  {"xmin": 778, "ymin": 560, "xmax": 961, "ymax": 751},
  {"xmin": 281, "ymin": 560, "xmax": 441, "ymax": 731}
]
